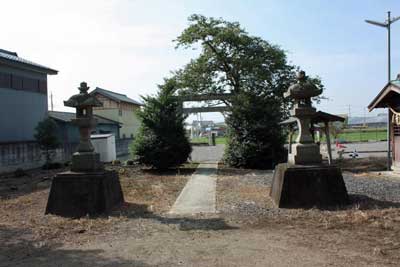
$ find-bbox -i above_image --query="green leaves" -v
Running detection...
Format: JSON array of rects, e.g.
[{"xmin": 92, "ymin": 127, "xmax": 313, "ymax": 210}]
[
  {"xmin": 223, "ymin": 92, "xmax": 287, "ymax": 168},
  {"xmin": 34, "ymin": 117, "xmax": 60, "ymax": 150},
  {"xmin": 138, "ymin": 14, "xmax": 325, "ymax": 169},
  {"xmin": 131, "ymin": 79, "xmax": 192, "ymax": 169},
  {"xmin": 174, "ymin": 14, "xmax": 294, "ymax": 98},
  {"xmin": 34, "ymin": 117, "xmax": 60, "ymax": 165}
]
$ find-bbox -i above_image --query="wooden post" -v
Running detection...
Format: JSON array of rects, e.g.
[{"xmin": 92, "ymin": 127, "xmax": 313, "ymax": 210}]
[{"xmin": 324, "ymin": 121, "xmax": 332, "ymax": 165}]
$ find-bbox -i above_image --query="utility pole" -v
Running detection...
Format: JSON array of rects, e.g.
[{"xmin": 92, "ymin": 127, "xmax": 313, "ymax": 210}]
[
  {"xmin": 365, "ymin": 11, "xmax": 400, "ymax": 170},
  {"xmin": 50, "ymin": 91, "xmax": 54, "ymax": 111},
  {"xmin": 363, "ymin": 107, "xmax": 366, "ymax": 127},
  {"xmin": 348, "ymin": 105, "xmax": 351, "ymax": 120}
]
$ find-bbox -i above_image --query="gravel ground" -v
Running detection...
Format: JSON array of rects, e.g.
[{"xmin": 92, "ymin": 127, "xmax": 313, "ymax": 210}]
[
  {"xmin": 217, "ymin": 168, "xmax": 400, "ymax": 220},
  {"xmin": 216, "ymin": 167, "xmax": 400, "ymax": 264},
  {"xmin": 344, "ymin": 173, "xmax": 400, "ymax": 205},
  {"xmin": 2, "ymin": 163, "xmax": 400, "ymax": 266}
]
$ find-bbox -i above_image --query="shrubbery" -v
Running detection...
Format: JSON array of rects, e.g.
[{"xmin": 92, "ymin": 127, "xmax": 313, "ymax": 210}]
[
  {"xmin": 34, "ymin": 117, "xmax": 60, "ymax": 169},
  {"xmin": 224, "ymin": 92, "xmax": 287, "ymax": 169},
  {"xmin": 131, "ymin": 79, "xmax": 192, "ymax": 169}
]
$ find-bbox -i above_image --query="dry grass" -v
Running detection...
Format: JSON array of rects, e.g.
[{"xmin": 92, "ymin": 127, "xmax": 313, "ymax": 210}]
[
  {"xmin": 0, "ymin": 165, "xmax": 194, "ymax": 246},
  {"xmin": 216, "ymin": 168, "xmax": 400, "ymax": 263},
  {"xmin": 336, "ymin": 157, "xmax": 387, "ymax": 173},
  {"xmin": 2, "ymin": 162, "xmax": 400, "ymax": 264}
]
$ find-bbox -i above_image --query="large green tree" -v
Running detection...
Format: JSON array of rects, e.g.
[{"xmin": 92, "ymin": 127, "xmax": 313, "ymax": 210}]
[
  {"xmin": 131, "ymin": 79, "xmax": 192, "ymax": 169},
  {"xmin": 172, "ymin": 14, "xmax": 323, "ymax": 168}
]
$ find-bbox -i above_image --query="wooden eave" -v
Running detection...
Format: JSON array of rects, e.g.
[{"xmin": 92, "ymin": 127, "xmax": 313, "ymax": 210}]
[
  {"xmin": 280, "ymin": 111, "xmax": 345, "ymax": 126},
  {"xmin": 368, "ymin": 82, "xmax": 400, "ymax": 111}
]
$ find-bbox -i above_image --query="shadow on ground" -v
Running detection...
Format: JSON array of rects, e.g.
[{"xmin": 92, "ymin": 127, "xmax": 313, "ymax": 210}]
[
  {"xmin": 347, "ymin": 194, "xmax": 400, "ymax": 209},
  {"xmin": 142, "ymin": 168, "xmax": 197, "ymax": 176},
  {"xmin": 292, "ymin": 194, "xmax": 400, "ymax": 211},
  {"xmin": 0, "ymin": 226, "xmax": 152, "ymax": 267},
  {"xmin": 337, "ymin": 157, "xmax": 387, "ymax": 173},
  {"xmin": 111, "ymin": 202, "xmax": 238, "ymax": 231}
]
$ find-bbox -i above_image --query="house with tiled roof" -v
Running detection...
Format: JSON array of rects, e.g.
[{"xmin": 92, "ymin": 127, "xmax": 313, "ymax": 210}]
[
  {"xmin": 90, "ymin": 87, "xmax": 142, "ymax": 139},
  {"xmin": 0, "ymin": 49, "xmax": 58, "ymax": 142}
]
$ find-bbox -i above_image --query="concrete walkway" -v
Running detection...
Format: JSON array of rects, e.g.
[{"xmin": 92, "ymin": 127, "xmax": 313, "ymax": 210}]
[
  {"xmin": 190, "ymin": 144, "xmax": 225, "ymax": 163},
  {"xmin": 169, "ymin": 162, "xmax": 218, "ymax": 215}
]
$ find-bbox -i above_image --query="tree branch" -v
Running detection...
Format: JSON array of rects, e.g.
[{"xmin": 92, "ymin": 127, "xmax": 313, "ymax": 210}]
[{"xmin": 204, "ymin": 41, "xmax": 239, "ymax": 93}]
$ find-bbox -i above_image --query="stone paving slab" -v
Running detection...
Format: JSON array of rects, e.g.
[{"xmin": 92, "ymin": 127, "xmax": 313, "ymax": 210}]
[
  {"xmin": 190, "ymin": 144, "xmax": 224, "ymax": 163},
  {"xmin": 169, "ymin": 163, "xmax": 217, "ymax": 215}
]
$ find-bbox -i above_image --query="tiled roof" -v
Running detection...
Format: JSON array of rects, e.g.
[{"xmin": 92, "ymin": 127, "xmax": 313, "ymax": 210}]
[
  {"xmin": 0, "ymin": 49, "xmax": 58, "ymax": 74},
  {"xmin": 48, "ymin": 111, "xmax": 121, "ymax": 125},
  {"xmin": 91, "ymin": 87, "xmax": 142, "ymax": 106}
]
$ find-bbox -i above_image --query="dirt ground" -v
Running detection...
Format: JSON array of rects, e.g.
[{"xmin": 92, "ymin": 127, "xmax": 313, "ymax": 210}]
[{"xmin": 0, "ymin": 160, "xmax": 400, "ymax": 266}]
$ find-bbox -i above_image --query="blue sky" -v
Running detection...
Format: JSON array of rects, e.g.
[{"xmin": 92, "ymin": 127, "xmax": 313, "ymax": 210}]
[{"xmin": 2, "ymin": 0, "xmax": 400, "ymax": 122}]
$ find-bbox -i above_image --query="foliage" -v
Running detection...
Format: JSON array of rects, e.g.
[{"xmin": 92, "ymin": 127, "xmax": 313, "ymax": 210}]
[
  {"xmin": 34, "ymin": 117, "xmax": 60, "ymax": 167},
  {"xmin": 171, "ymin": 14, "xmax": 324, "ymax": 168},
  {"xmin": 328, "ymin": 122, "xmax": 344, "ymax": 140},
  {"xmin": 131, "ymin": 79, "xmax": 192, "ymax": 169},
  {"xmin": 224, "ymin": 92, "xmax": 287, "ymax": 169},
  {"xmin": 175, "ymin": 15, "xmax": 294, "ymax": 99}
]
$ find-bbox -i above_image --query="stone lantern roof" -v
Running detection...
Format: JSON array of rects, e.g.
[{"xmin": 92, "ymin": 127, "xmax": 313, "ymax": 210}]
[
  {"xmin": 64, "ymin": 82, "xmax": 103, "ymax": 108},
  {"xmin": 284, "ymin": 71, "xmax": 322, "ymax": 100}
]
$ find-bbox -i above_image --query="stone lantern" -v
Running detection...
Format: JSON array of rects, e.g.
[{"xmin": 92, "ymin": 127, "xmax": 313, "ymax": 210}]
[
  {"xmin": 64, "ymin": 82, "xmax": 103, "ymax": 172},
  {"xmin": 284, "ymin": 71, "xmax": 322, "ymax": 165},
  {"xmin": 45, "ymin": 82, "xmax": 124, "ymax": 218},
  {"xmin": 270, "ymin": 71, "xmax": 348, "ymax": 208}
]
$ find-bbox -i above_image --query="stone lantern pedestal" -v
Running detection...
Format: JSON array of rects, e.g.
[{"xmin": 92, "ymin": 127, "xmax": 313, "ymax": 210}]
[
  {"xmin": 45, "ymin": 82, "xmax": 124, "ymax": 218},
  {"xmin": 270, "ymin": 72, "xmax": 348, "ymax": 208},
  {"xmin": 288, "ymin": 106, "xmax": 322, "ymax": 165}
]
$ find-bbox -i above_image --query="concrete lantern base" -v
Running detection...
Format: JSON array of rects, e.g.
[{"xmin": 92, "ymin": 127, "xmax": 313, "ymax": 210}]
[
  {"xmin": 71, "ymin": 152, "xmax": 103, "ymax": 172},
  {"xmin": 288, "ymin": 143, "xmax": 322, "ymax": 165},
  {"xmin": 270, "ymin": 163, "xmax": 349, "ymax": 208},
  {"xmin": 45, "ymin": 170, "xmax": 124, "ymax": 218}
]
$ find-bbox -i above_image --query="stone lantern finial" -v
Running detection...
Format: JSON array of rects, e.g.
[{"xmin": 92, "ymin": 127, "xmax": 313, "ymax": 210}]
[
  {"xmin": 297, "ymin": 70, "xmax": 306, "ymax": 81},
  {"xmin": 79, "ymin": 82, "xmax": 89, "ymax": 93}
]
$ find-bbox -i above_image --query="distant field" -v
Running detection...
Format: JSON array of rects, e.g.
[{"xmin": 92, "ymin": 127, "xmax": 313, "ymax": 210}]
[
  {"xmin": 290, "ymin": 128, "xmax": 387, "ymax": 143},
  {"xmin": 190, "ymin": 137, "xmax": 227, "ymax": 144},
  {"xmin": 192, "ymin": 129, "xmax": 387, "ymax": 145},
  {"xmin": 337, "ymin": 130, "xmax": 387, "ymax": 142}
]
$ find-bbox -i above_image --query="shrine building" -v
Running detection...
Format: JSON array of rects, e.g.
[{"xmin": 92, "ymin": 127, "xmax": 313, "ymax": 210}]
[{"xmin": 368, "ymin": 74, "xmax": 400, "ymax": 171}]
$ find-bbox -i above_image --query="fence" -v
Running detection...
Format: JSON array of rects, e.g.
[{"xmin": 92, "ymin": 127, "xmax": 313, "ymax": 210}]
[
  {"xmin": 0, "ymin": 138, "xmax": 134, "ymax": 173},
  {"xmin": 0, "ymin": 141, "xmax": 78, "ymax": 173},
  {"xmin": 115, "ymin": 138, "xmax": 133, "ymax": 156}
]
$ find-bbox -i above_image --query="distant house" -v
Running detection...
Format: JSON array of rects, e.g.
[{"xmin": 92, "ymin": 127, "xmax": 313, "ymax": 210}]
[
  {"xmin": 48, "ymin": 111, "xmax": 121, "ymax": 144},
  {"xmin": 90, "ymin": 87, "xmax": 142, "ymax": 139},
  {"xmin": 212, "ymin": 122, "xmax": 227, "ymax": 137},
  {"xmin": 0, "ymin": 49, "xmax": 57, "ymax": 142},
  {"xmin": 189, "ymin": 120, "xmax": 215, "ymax": 138},
  {"xmin": 347, "ymin": 113, "xmax": 387, "ymax": 128}
]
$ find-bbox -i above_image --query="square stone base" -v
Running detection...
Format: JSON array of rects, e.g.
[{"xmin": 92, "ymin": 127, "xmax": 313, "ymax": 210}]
[
  {"xmin": 45, "ymin": 170, "xmax": 124, "ymax": 218},
  {"xmin": 288, "ymin": 143, "xmax": 322, "ymax": 165},
  {"xmin": 270, "ymin": 163, "xmax": 349, "ymax": 208},
  {"xmin": 71, "ymin": 152, "xmax": 103, "ymax": 172}
]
